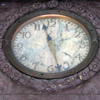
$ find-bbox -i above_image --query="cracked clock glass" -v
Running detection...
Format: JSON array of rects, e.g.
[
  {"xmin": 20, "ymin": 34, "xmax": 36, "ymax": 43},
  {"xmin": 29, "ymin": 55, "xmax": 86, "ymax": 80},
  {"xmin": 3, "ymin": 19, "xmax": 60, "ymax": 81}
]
[{"xmin": 3, "ymin": 10, "xmax": 98, "ymax": 79}]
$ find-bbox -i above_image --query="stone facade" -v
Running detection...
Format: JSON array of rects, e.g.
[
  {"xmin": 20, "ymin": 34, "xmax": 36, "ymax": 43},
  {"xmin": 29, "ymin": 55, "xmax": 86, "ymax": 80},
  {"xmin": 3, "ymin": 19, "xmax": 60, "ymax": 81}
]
[{"xmin": 0, "ymin": 0, "xmax": 100, "ymax": 100}]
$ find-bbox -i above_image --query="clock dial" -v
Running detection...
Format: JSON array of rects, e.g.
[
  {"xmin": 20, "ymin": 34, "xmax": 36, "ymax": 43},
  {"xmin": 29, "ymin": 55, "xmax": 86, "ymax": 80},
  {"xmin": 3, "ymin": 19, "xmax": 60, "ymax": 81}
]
[
  {"xmin": 3, "ymin": 9, "xmax": 98, "ymax": 79},
  {"xmin": 12, "ymin": 15, "xmax": 90, "ymax": 73}
]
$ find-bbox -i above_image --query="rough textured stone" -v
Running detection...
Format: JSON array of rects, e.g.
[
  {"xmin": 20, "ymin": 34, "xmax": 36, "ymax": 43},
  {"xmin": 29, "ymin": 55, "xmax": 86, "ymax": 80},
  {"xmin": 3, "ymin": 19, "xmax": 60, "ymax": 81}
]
[
  {"xmin": 0, "ymin": 0, "xmax": 100, "ymax": 100},
  {"xmin": 1, "ymin": 0, "xmax": 100, "ymax": 93}
]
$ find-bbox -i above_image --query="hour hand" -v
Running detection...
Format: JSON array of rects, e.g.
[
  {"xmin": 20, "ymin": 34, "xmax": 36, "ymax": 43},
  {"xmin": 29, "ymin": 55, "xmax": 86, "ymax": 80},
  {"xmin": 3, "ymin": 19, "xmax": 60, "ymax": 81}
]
[
  {"xmin": 42, "ymin": 24, "xmax": 52, "ymax": 41},
  {"xmin": 42, "ymin": 24, "xmax": 48, "ymax": 30},
  {"xmin": 42, "ymin": 24, "xmax": 51, "ymax": 41},
  {"xmin": 42, "ymin": 24, "xmax": 58, "ymax": 64},
  {"xmin": 47, "ymin": 34, "xmax": 52, "ymax": 41}
]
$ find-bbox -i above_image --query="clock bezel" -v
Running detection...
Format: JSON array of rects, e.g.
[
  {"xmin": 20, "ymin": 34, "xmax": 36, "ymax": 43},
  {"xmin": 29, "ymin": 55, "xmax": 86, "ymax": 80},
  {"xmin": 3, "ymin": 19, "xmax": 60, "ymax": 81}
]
[{"xmin": 3, "ymin": 10, "xmax": 99, "ymax": 79}]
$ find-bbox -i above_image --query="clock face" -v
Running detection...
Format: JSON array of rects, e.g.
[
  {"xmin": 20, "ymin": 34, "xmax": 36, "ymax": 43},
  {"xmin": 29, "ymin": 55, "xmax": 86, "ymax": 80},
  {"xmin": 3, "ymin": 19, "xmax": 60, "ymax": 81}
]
[
  {"xmin": 12, "ymin": 16, "xmax": 90, "ymax": 73},
  {"xmin": 3, "ymin": 10, "xmax": 98, "ymax": 79}
]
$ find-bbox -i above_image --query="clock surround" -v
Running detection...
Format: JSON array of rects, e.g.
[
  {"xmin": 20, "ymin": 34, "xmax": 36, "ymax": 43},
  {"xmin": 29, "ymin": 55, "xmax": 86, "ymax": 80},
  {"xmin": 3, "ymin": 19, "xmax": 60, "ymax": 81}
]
[
  {"xmin": 0, "ymin": 1, "xmax": 100, "ymax": 92},
  {"xmin": 3, "ymin": 10, "xmax": 98, "ymax": 79}
]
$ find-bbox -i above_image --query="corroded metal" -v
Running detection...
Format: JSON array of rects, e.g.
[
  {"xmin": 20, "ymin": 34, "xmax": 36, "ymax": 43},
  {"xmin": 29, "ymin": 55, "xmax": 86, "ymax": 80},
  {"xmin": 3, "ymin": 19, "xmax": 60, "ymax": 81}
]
[{"xmin": 0, "ymin": 1, "xmax": 100, "ymax": 93}]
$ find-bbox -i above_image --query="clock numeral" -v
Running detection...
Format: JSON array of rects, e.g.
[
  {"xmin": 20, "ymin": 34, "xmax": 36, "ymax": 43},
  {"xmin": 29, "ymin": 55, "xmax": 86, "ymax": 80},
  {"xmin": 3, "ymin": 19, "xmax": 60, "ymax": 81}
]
[
  {"xmin": 50, "ymin": 19, "xmax": 56, "ymax": 27},
  {"xmin": 47, "ymin": 65, "xmax": 55, "ymax": 73},
  {"xmin": 75, "ymin": 54, "xmax": 83, "ymax": 61},
  {"xmin": 66, "ymin": 24, "xmax": 68, "ymax": 31},
  {"xmin": 32, "ymin": 62, "xmax": 39, "ymax": 70},
  {"xmin": 80, "ymin": 40, "xmax": 86, "ymax": 48},
  {"xmin": 83, "ymin": 35, "xmax": 88, "ymax": 40},
  {"xmin": 63, "ymin": 61, "xmax": 70, "ymax": 70},
  {"xmin": 41, "ymin": 19, "xmax": 56, "ymax": 27},
  {"xmin": 20, "ymin": 55, "xmax": 26, "ymax": 61},
  {"xmin": 17, "ymin": 43, "xmax": 23, "ymax": 49},
  {"xmin": 68, "ymin": 21, "xmax": 71, "ymax": 24},
  {"xmin": 71, "ymin": 53, "xmax": 83, "ymax": 65},
  {"xmin": 75, "ymin": 31, "xmax": 81, "ymax": 37},
  {"xmin": 33, "ymin": 23, "xmax": 40, "ymax": 30},
  {"xmin": 22, "ymin": 32, "xmax": 31, "ymax": 39},
  {"xmin": 75, "ymin": 26, "xmax": 80, "ymax": 32}
]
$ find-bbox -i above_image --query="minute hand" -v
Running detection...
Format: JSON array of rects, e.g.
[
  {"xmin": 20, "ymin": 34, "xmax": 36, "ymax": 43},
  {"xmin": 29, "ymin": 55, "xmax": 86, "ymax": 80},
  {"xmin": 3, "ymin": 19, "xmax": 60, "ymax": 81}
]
[{"xmin": 42, "ymin": 25, "xmax": 58, "ymax": 64}]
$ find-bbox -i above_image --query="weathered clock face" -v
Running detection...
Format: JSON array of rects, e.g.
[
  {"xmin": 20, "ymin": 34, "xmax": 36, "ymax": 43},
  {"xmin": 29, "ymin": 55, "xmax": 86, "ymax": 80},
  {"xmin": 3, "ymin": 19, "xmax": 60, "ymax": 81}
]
[
  {"xmin": 3, "ymin": 10, "xmax": 98, "ymax": 79},
  {"xmin": 12, "ymin": 16, "xmax": 90, "ymax": 73}
]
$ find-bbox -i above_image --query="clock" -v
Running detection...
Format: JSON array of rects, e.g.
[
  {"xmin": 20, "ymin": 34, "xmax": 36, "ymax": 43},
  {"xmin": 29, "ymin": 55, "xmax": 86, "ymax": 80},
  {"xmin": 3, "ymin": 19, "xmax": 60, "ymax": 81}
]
[{"xmin": 3, "ymin": 10, "xmax": 98, "ymax": 79}]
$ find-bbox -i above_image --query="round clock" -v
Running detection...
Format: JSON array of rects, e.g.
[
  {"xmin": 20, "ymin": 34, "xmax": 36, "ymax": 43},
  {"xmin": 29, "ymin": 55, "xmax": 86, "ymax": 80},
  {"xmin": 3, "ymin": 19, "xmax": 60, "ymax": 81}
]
[{"xmin": 3, "ymin": 10, "xmax": 98, "ymax": 79}]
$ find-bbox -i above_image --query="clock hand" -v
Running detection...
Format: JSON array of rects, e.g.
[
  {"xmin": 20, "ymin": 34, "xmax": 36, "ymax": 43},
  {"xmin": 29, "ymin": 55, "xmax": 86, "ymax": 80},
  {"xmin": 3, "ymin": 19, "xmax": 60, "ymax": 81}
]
[
  {"xmin": 63, "ymin": 52, "xmax": 72, "ymax": 58},
  {"xmin": 53, "ymin": 37, "xmax": 71, "ymax": 50},
  {"xmin": 42, "ymin": 24, "xmax": 58, "ymax": 65},
  {"xmin": 57, "ymin": 22, "xmax": 64, "ymax": 37},
  {"xmin": 71, "ymin": 45, "xmax": 81, "ymax": 65}
]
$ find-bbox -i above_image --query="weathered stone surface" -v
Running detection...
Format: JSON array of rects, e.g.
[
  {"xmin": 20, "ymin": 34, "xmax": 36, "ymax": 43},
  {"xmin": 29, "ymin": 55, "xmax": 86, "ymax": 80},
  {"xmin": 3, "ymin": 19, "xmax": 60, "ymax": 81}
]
[{"xmin": 0, "ymin": 0, "xmax": 100, "ymax": 99}]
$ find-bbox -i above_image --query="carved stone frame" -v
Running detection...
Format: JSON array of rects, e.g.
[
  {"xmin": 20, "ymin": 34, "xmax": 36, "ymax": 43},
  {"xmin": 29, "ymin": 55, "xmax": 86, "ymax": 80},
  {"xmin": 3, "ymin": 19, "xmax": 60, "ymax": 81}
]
[
  {"xmin": 0, "ymin": 1, "xmax": 100, "ymax": 93},
  {"xmin": 3, "ymin": 10, "xmax": 98, "ymax": 79}
]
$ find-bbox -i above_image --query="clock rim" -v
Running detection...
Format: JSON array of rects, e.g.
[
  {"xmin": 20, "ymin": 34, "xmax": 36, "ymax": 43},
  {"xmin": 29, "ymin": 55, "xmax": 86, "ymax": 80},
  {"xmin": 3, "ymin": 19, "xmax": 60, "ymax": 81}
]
[{"xmin": 3, "ymin": 10, "xmax": 99, "ymax": 79}]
